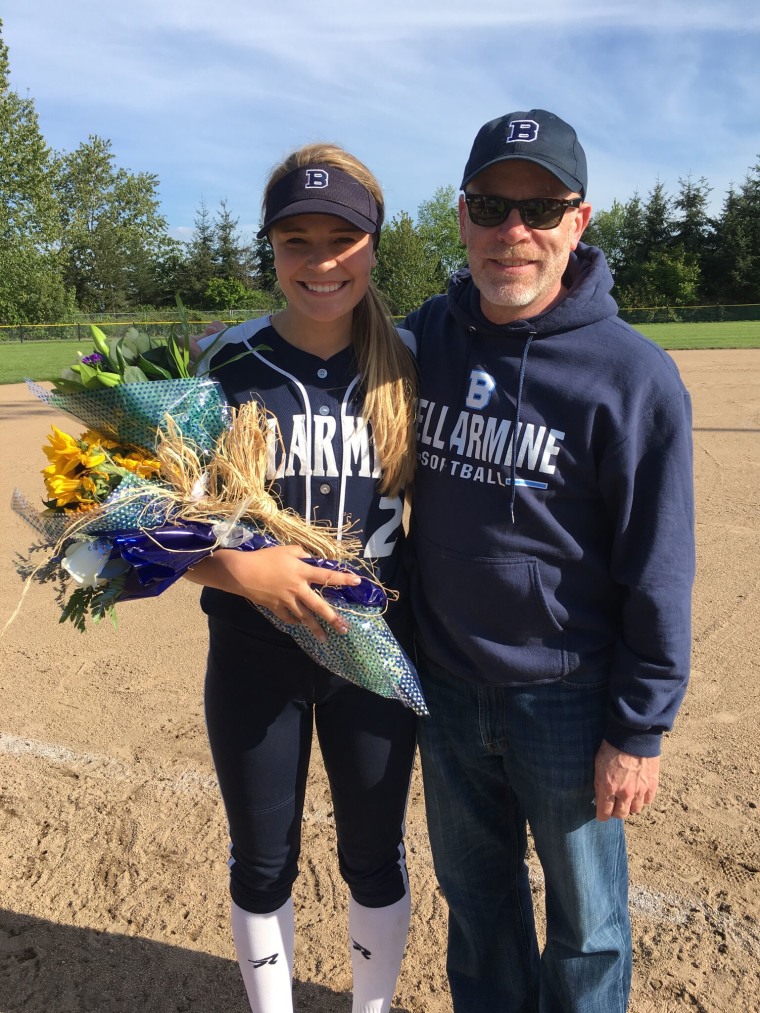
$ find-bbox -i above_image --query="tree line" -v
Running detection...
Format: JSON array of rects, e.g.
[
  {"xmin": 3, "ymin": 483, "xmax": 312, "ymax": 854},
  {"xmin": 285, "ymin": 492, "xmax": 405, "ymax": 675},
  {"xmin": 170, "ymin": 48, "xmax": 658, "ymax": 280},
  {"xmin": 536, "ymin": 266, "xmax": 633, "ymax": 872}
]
[{"xmin": 2, "ymin": 19, "xmax": 759, "ymax": 326}]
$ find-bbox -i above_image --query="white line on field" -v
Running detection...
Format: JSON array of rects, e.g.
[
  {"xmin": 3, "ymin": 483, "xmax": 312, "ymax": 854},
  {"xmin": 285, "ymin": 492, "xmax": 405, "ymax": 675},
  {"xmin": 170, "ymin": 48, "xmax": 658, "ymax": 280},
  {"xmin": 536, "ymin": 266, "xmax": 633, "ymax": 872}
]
[
  {"xmin": 0, "ymin": 731, "xmax": 128, "ymax": 772},
  {"xmin": 0, "ymin": 731, "xmax": 218, "ymax": 793}
]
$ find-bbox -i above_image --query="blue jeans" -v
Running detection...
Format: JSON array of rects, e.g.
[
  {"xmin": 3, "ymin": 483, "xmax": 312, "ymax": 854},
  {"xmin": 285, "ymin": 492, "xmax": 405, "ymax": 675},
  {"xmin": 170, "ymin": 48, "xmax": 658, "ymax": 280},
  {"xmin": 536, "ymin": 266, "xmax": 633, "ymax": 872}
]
[{"xmin": 416, "ymin": 657, "xmax": 632, "ymax": 1013}]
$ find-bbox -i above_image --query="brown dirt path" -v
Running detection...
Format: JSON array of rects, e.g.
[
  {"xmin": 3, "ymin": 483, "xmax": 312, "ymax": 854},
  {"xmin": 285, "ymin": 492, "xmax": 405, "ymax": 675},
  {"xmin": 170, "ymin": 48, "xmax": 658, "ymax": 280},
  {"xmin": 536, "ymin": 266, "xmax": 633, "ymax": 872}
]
[{"xmin": 1, "ymin": 350, "xmax": 758, "ymax": 1011}]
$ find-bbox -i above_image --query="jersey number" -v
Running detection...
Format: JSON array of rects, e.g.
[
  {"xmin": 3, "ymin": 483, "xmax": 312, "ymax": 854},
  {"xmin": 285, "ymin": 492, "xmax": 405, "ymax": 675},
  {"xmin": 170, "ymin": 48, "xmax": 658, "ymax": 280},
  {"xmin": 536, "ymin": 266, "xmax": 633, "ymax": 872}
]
[{"xmin": 363, "ymin": 497, "xmax": 403, "ymax": 558}]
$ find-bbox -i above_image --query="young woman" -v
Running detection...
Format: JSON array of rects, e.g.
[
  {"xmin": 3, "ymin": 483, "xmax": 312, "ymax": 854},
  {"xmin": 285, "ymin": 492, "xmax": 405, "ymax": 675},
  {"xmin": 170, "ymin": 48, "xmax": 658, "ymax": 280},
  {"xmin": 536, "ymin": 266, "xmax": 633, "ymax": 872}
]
[{"xmin": 185, "ymin": 144, "xmax": 418, "ymax": 1013}]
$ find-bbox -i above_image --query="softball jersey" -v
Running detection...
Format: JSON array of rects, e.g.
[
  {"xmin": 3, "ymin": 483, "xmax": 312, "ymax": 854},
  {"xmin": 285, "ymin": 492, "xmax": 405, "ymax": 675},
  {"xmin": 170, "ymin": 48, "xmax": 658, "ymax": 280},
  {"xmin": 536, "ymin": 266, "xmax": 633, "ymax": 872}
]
[{"xmin": 200, "ymin": 317, "xmax": 416, "ymax": 914}]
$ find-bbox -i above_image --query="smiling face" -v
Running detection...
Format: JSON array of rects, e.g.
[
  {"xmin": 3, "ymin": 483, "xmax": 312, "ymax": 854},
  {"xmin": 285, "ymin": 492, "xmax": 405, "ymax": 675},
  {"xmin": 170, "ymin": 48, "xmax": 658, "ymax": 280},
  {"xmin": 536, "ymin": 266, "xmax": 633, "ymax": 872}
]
[
  {"xmin": 269, "ymin": 213, "xmax": 376, "ymax": 335},
  {"xmin": 459, "ymin": 160, "xmax": 591, "ymax": 325}
]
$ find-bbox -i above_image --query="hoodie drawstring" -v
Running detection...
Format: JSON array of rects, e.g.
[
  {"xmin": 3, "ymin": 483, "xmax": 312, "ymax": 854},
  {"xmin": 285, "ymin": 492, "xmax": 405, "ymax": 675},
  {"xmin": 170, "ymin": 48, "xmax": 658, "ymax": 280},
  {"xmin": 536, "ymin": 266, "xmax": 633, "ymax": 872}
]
[{"xmin": 509, "ymin": 330, "xmax": 535, "ymax": 524}]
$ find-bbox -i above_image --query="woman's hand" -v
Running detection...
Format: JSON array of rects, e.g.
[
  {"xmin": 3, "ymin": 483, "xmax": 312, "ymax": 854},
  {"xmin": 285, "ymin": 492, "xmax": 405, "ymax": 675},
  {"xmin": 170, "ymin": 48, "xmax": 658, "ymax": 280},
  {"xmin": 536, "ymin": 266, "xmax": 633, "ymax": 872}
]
[{"xmin": 185, "ymin": 545, "xmax": 363, "ymax": 641}]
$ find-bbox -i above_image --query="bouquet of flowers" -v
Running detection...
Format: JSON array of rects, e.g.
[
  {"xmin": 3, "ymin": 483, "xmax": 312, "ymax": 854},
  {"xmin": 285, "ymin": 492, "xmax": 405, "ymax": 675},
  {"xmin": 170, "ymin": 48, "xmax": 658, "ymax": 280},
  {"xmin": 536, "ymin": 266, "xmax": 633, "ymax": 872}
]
[{"xmin": 11, "ymin": 317, "xmax": 428, "ymax": 716}]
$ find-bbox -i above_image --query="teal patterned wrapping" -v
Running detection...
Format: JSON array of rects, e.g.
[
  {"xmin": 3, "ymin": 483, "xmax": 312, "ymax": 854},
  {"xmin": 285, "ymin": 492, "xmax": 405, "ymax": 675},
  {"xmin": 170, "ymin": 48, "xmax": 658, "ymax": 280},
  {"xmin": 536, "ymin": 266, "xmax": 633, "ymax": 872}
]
[
  {"xmin": 75, "ymin": 472, "xmax": 174, "ymax": 534},
  {"xmin": 257, "ymin": 603, "xmax": 429, "ymax": 716},
  {"xmin": 11, "ymin": 489, "xmax": 73, "ymax": 545},
  {"xmin": 11, "ymin": 473, "xmax": 174, "ymax": 545},
  {"xmin": 26, "ymin": 377, "xmax": 231, "ymax": 456}
]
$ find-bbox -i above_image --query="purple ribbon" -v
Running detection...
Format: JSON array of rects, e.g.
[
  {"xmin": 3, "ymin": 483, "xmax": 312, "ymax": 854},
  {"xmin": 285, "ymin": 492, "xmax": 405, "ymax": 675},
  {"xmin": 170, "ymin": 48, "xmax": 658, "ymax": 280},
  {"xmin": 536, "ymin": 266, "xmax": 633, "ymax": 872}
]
[{"xmin": 108, "ymin": 522, "xmax": 386, "ymax": 607}]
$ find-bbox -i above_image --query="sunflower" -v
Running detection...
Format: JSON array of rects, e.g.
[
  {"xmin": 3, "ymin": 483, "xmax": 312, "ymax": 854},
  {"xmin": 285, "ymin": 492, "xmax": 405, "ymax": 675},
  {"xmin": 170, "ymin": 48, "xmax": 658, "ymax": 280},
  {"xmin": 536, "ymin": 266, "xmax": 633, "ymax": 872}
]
[
  {"xmin": 111, "ymin": 451, "xmax": 161, "ymax": 480},
  {"xmin": 42, "ymin": 425, "xmax": 112, "ymax": 474},
  {"xmin": 42, "ymin": 426, "xmax": 82, "ymax": 476},
  {"xmin": 81, "ymin": 429, "xmax": 120, "ymax": 451},
  {"xmin": 44, "ymin": 472, "xmax": 86, "ymax": 509}
]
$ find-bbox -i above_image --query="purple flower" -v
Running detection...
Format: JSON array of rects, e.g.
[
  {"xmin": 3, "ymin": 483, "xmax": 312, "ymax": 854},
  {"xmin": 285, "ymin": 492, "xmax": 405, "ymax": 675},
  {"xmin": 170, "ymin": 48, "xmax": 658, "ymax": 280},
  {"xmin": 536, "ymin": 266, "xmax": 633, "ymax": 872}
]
[{"xmin": 81, "ymin": 352, "xmax": 105, "ymax": 367}]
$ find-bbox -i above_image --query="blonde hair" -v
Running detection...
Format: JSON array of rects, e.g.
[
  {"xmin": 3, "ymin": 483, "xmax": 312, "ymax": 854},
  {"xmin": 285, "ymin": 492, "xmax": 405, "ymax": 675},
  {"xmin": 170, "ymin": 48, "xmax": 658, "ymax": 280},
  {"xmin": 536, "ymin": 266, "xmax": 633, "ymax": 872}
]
[{"xmin": 262, "ymin": 143, "xmax": 417, "ymax": 496}]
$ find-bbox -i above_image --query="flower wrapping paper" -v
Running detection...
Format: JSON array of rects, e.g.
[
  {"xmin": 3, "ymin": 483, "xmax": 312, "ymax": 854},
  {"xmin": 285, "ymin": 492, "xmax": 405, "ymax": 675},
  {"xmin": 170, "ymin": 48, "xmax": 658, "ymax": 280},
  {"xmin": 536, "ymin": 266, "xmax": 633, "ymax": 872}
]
[
  {"xmin": 26, "ymin": 376, "xmax": 231, "ymax": 457},
  {"xmin": 14, "ymin": 379, "xmax": 428, "ymax": 716}
]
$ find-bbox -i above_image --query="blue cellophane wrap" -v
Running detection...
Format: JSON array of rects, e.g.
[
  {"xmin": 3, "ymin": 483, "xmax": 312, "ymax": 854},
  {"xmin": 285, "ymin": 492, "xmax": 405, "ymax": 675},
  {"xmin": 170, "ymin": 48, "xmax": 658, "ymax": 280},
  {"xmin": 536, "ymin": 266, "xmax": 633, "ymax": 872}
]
[
  {"xmin": 25, "ymin": 377, "xmax": 231, "ymax": 456},
  {"xmin": 105, "ymin": 522, "xmax": 428, "ymax": 716}
]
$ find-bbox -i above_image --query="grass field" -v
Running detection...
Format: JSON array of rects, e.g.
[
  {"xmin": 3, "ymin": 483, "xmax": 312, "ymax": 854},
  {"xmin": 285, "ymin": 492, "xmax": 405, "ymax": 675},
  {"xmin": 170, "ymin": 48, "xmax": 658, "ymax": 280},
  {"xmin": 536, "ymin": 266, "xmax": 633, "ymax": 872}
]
[
  {"xmin": 0, "ymin": 320, "xmax": 758, "ymax": 385},
  {"xmin": 636, "ymin": 319, "xmax": 760, "ymax": 349}
]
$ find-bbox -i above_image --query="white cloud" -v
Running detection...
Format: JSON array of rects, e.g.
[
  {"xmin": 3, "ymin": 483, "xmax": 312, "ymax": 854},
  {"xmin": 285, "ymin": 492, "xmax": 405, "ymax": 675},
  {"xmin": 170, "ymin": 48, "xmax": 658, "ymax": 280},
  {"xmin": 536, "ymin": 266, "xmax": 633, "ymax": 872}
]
[{"xmin": 2, "ymin": 0, "xmax": 759, "ymax": 231}]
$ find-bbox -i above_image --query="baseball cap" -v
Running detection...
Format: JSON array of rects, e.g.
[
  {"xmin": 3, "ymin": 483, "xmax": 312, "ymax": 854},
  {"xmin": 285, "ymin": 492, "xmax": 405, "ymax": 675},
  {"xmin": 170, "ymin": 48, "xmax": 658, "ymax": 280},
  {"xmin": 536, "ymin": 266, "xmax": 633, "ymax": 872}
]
[
  {"xmin": 257, "ymin": 164, "xmax": 382, "ymax": 239},
  {"xmin": 461, "ymin": 110, "xmax": 587, "ymax": 198}
]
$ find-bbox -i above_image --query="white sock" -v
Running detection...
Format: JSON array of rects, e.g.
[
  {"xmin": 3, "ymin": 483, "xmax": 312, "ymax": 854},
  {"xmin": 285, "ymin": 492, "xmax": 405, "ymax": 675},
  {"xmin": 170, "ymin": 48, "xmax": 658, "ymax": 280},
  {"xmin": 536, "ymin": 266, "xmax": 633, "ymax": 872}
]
[
  {"xmin": 349, "ymin": 893, "xmax": 411, "ymax": 1013},
  {"xmin": 231, "ymin": 898, "xmax": 295, "ymax": 1013}
]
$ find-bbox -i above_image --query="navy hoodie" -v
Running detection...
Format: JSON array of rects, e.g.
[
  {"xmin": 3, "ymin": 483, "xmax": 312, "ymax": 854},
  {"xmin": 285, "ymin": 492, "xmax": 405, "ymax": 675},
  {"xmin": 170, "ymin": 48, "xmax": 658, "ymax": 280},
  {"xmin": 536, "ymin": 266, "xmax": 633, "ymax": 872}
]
[{"xmin": 404, "ymin": 243, "xmax": 695, "ymax": 757}]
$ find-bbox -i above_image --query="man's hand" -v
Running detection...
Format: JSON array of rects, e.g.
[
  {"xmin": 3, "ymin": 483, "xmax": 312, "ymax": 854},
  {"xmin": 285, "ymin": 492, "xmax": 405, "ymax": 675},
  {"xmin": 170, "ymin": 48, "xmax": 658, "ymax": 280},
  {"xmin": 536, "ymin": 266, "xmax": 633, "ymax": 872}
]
[{"xmin": 594, "ymin": 740, "xmax": 660, "ymax": 821}]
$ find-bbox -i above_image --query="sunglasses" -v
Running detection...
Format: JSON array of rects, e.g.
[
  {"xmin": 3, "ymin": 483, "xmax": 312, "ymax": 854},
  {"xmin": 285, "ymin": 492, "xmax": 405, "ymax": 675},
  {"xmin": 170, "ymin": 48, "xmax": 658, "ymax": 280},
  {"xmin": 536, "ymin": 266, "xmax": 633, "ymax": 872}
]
[{"xmin": 464, "ymin": 194, "xmax": 583, "ymax": 230}]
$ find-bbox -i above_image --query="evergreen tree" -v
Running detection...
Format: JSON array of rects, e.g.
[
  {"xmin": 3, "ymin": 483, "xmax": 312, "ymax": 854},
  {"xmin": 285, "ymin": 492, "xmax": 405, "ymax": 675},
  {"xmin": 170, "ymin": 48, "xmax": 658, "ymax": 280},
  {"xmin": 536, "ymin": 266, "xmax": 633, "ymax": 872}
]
[
  {"xmin": 586, "ymin": 193, "xmax": 648, "ymax": 302},
  {"xmin": 613, "ymin": 186, "xmax": 692, "ymax": 307},
  {"xmin": 374, "ymin": 212, "xmax": 442, "ymax": 315},
  {"xmin": 620, "ymin": 192, "xmax": 648, "ymax": 267},
  {"xmin": 133, "ymin": 235, "xmax": 188, "ymax": 308},
  {"xmin": 213, "ymin": 199, "xmax": 248, "ymax": 283},
  {"xmin": 669, "ymin": 174, "xmax": 713, "ymax": 301},
  {"xmin": 640, "ymin": 179, "xmax": 674, "ymax": 253},
  {"xmin": 672, "ymin": 174, "xmax": 712, "ymax": 256},
  {"xmin": 250, "ymin": 235, "xmax": 278, "ymax": 293},
  {"xmin": 706, "ymin": 164, "xmax": 760, "ymax": 303},
  {"xmin": 181, "ymin": 198, "xmax": 217, "ymax": 307}
]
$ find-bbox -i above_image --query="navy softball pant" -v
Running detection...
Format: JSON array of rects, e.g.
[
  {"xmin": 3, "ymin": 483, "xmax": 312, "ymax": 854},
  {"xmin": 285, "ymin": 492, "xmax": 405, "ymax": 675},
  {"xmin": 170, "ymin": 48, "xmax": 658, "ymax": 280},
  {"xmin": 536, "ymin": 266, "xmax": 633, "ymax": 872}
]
[{"xmin": 204, "ymin": 616, "xmax": 417, "ymax": 914}]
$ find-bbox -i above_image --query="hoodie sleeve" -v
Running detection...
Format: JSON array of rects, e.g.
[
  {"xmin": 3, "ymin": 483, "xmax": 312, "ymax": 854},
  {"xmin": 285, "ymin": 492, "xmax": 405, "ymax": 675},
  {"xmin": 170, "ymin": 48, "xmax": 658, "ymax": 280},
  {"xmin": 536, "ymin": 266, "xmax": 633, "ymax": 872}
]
[{"xmin": 599, "ymin": 384, "xmax": 695, "ymax": 757}]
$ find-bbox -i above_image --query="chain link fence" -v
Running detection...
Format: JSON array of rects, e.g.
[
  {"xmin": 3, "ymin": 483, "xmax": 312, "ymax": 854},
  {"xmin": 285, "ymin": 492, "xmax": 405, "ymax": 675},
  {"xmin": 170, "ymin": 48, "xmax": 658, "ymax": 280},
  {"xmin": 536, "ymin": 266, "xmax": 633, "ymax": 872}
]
[
  {"xmin": 0, "ymin": 308, "xmax": 281, "ymax": 343},
  {"xmin": 618, "ymin": 304, "xmax": 760, "ymax": 325},
  {"xmin": 2, "ymin": 303, "xmax": 760, "ymax": 342}
]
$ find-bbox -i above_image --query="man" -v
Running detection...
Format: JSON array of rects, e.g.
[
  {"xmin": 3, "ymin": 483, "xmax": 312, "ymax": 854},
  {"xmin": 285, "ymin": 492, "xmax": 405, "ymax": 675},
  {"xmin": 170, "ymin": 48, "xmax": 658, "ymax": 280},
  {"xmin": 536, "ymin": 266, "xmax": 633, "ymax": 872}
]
[{"xmin": 404, "ymin": 110, "xmax": 695, "ymax": 1012}]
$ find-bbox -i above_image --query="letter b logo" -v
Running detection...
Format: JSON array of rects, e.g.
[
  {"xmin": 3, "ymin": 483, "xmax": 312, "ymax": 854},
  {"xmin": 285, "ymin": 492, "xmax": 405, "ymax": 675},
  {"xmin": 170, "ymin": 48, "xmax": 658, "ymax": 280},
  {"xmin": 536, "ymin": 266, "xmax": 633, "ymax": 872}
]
[
  {"xmin": 305, "ymin": 169, "xmax": 329, "ymax": 188},
  {"xmin": 465, "ymin": 370, "xmax": 496, "ymax": 410},
  {"xmin": 506, "ymin": 119, "xmax": 539, "ymax": 143}
]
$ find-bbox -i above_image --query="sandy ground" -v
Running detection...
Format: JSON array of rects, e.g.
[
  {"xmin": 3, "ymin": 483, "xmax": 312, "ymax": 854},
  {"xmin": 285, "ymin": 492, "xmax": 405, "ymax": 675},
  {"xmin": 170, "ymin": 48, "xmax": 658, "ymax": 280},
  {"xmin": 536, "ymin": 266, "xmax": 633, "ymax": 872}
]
[{"xmin": 1, "ymin": 350, "xmax": 759, "ymax": 1013}]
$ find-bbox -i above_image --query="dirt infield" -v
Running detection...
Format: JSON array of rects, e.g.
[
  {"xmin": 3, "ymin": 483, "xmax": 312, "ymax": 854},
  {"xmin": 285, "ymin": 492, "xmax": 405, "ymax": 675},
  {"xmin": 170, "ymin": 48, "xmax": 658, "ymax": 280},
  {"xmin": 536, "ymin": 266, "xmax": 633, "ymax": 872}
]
[{"xmin": 1, "ymin": 350, "xmax": 758, "ymax": 1013}]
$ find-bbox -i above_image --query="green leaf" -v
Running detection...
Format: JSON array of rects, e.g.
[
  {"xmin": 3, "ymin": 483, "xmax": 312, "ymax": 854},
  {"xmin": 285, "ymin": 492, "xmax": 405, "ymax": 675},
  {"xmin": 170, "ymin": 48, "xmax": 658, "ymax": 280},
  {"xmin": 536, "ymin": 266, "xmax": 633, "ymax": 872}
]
[
  {"xmin": 53, "ymin": 367, "xmax": 87, "ymax": 392},
  {"xmin": 59, "ymin": 586, "xmax": 92, "ymax": 632},
  {"xmin": 132, "ymin": 329, "xmax": 156, "ymax": 354},
  {"xmin": 122, "ymin": 365, "xmax": 150, "ymax": 383},
  {"xmin": 167, "ymin": 336, "xmax": 191, "ymax": 379},
  {"xmin": 137, "ymin": 354, "xmax": 172, "ymax": 380},
  {"xmin": 168, "ymin": 295, "xmax": 192, "ymax": 378},
  {"xmin": 77, "ymin": 360, "xmax": 100, "ymax": 384},
  {"xmin": 113, "ymin": 336, "xmax": 129, "ymax": 375},
  {"xmin": 139, "ymin": 344, "xmax": 173, "ymax": 369},
  {"xmin": 192, "ymin": 327, "xmax": 229, "ymax": 374},
  {"xmin": 203, "ymin": 344, "xmax": 270, "ymax": 375}
]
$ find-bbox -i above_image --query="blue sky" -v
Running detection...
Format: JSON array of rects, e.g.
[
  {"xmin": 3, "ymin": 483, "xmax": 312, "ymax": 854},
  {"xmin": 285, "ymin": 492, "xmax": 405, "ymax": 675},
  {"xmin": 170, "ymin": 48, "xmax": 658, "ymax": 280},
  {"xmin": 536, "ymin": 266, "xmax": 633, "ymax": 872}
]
[{"xmin": 3, "ymin": 1, "xmax": 759, "ymax": 242}]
